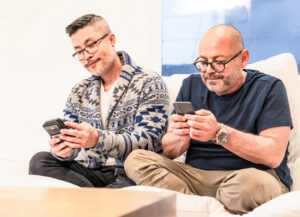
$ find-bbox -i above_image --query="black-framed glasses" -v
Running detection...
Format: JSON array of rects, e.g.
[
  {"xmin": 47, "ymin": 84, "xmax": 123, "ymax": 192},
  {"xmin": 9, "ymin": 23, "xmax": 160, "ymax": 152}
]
[
  {"xmin": 72, "ymin": 33, "xmax": 109, "ymax": 61},
  {"xmin": 193, "ymin": 50, "xmax": 243, "ymax": 73}
]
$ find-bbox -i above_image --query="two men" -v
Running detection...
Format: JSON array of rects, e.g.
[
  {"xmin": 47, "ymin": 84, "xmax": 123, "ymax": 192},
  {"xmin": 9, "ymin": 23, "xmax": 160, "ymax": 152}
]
[
  {"xmin": 29, "ymin": 14, "xmax": 169, "ymax": 187},
  {"xmin": 29, "ymin": 13, "xmax": 292, "ymax": 214},
  {"xmin": 125, "ymin": 25, "xmax": 292, "ymax": 214}
]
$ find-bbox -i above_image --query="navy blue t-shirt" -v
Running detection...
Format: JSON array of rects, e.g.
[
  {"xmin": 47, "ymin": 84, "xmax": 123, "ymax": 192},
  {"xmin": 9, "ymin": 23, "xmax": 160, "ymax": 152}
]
[{"xmin": 176, "ymin": 69, "xmax": 293, "ymax": 189}]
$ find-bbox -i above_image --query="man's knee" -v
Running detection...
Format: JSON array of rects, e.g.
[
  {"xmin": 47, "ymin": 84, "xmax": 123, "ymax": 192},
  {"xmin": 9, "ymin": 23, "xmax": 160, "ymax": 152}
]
[
  {"xmin": 125, "ymin": 149, "xmax": 158, "ymax": 170},
  {"xmin": 216, "ymin": 168, "xmax": 284, "ymax": 214},
  {"xmin": 125, "ymin": 149, "xmax": 145, "ymax": 166},
  {"xmin": 29, "ymin": 151, "xmax": 54, "ymax": 175},
  {"xmin": 124, "ymin": 149, "xmax": 163, "ymax": 182}
]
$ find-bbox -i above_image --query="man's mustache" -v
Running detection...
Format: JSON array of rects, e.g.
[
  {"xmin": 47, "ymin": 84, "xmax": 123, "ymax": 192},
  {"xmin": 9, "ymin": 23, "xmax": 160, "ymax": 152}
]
[
  {"xmin": 85, "ymin": 58, "xmax": 101, "ymax": 67},
  {"xmin": 204, "ymin": 74, "xmax": 224, "ymax": 80}
]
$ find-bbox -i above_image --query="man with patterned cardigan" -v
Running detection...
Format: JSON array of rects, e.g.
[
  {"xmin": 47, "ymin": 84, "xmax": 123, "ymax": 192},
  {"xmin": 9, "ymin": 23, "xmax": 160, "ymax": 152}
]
[{"xmin": 29, "ymin": 14, "xmax": 169, "ymax": 188}]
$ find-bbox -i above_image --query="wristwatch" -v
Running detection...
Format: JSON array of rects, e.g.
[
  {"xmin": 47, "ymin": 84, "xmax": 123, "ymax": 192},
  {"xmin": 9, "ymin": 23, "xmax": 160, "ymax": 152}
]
[{"xmin": 215, "ymin": 123, "xmax": 228, "ymax": 145}]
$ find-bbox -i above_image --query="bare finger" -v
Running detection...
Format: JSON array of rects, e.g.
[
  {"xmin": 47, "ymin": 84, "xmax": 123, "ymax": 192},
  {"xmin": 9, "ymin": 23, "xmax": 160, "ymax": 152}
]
[
  {"xmin": 64, "ymin": 122, "xmax": 87, "ymax": 131},
  {"xmin": 170, "ymin": 114, "xmax": 187, "ymax": 122},
  {"xmin": 60, "ymin": 134, "xmax": 81, "ymax": 143},
  {"xmin": 195, "ymin": 109, "xmax": 212, "ymax": 116},
  {"xmin": 172, "ymin": 128, "xmax": 190, "ymax": 136},
  {"xmin": 51, "ymin": 142, "xmax": 68, "ymax": 154},
  {"xmin": 187, "ymin": 120, "xmax": 206, "ymax": 129},
  {"xmin": 49, "ymin": 137, "xmax": 62, "ymax": 148},
  {"xmin": 172, "ymin": 121, "xmax": 190, "ymax": 129},
  {"xmin": 57, "ymin": 146, "xmax": 73, "ymax": 158},
  {"xmin": 64, "ymin": 141, "xmax": 81, "ymax": 149}
]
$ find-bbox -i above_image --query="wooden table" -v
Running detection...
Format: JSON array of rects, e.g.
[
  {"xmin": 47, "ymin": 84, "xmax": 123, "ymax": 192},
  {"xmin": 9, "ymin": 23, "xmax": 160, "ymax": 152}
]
[{"xmin": 0, "ymin": 187, "xmax": 176, "ymax": 217}]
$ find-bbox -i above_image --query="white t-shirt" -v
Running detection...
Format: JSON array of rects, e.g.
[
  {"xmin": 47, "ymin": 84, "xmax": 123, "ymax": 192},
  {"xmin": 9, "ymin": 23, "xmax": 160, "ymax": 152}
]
[
  {"xmin": 100, "ymin": 80, "xmax": 117, "ymax": 128},
  {"xmin": 100, "ymin": 80, "xmax": 118, "ymax": 166}
]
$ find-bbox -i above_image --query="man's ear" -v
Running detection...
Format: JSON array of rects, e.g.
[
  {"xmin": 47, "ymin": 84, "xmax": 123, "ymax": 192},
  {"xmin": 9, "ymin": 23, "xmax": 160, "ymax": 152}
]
[
  {"xmin": 108, "ymin": 33, "xmax": 116, "ymax": 47},
  {"xmin": 241, "ymin": 49, "xmax": 250, "ymax": 68}
]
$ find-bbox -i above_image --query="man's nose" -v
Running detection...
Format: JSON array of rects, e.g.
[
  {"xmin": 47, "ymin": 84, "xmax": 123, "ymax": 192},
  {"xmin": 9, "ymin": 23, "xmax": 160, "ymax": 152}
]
[
  {"xmin": 83, "ymin": 50, "xmax": 93, "ymax": 60},
  {"xmin": 206, "ymin": 63, "xmax": 215, "ymax": 74},
  {"xmin": 81, "ymin": 52, "xmax": 93, "ymax": 66}
]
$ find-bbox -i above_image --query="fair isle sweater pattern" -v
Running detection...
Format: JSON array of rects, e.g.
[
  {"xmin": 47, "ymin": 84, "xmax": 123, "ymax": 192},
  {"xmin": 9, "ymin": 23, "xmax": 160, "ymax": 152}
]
[{"xmin": 61, "ymin": 51, "xmax": 170, "ymax": 169}]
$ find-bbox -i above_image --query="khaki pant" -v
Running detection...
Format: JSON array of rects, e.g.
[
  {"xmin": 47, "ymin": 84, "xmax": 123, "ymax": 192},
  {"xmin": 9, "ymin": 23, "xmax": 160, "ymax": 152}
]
[{"xmin": 124, "ymin": 150, "xmax": 288, "ymax": 214}]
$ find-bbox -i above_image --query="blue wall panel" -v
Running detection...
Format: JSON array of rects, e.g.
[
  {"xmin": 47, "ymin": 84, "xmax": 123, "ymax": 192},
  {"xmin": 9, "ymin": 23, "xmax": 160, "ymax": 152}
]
[{"xmin": 162, "ymin": 0, "xmax": 300, "ymax": 75}]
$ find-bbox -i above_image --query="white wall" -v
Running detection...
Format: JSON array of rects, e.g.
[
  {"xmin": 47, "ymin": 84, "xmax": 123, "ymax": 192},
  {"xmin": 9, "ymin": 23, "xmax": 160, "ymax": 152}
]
[{"xmin": 0, "ymin": 0, "xmax": 161, "ymax": 161}]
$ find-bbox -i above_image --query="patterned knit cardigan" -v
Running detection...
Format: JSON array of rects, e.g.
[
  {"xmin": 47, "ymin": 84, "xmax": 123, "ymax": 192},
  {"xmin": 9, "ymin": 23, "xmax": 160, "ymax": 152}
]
[{"xmin": 59, "ymin": 51, "xmax": 170, "ymax": 169}]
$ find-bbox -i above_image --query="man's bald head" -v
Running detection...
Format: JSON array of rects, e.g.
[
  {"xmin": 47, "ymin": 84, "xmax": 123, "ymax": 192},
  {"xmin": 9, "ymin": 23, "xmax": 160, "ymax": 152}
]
[
  {"xmin": 199, "ymin": 24, "xmax": 244, "ymax": 54},
  {"xmin": 196, "ymin": 24, "xmax": 249, "ymax": 96}
]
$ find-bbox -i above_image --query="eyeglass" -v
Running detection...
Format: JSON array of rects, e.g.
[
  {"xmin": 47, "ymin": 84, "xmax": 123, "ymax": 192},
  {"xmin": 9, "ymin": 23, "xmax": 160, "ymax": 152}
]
[
  {"xmin": 72, "ymin": 33, "xmax": 109, "ymax": 60},
  {"xmin": 193, "ymin": 50, "xmax": 243, "ymax": 73}
]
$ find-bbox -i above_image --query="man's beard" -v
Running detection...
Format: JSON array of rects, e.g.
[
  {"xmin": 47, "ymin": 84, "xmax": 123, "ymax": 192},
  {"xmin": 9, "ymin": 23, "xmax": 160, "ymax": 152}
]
[
  {"xmin": 202, "ymin": 71, "xmax": 239, "ymax": 93},
  {"xmin": 86, "ymin": 52, "xmax": 116, "ymax": 76}
]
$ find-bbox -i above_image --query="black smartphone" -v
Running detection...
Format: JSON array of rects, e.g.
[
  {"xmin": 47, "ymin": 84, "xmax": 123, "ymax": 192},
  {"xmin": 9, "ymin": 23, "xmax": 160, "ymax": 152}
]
[
  {"xmin": 42, "ymin": 118, "xmax": 69, "ymax": 139},
  {"xmin": 173, "ymin": 102, "xmax": 195, "ymax": 115}
]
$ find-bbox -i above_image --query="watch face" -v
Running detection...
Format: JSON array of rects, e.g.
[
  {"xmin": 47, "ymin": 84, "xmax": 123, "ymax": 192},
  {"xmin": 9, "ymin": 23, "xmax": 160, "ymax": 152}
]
[
  {"xmin": 217, "ymin": 132, "xmax": 228, "ymax": 144},
  {"xmin": 216, "ymin": 124, "xmax": 228, "ymax": 145}
]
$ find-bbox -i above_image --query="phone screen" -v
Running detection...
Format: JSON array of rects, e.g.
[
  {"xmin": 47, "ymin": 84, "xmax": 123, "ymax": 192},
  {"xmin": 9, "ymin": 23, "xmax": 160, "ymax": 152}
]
[
  {"xmin": 42, "ymin": 118, "xmax": 68, "ymax": 138},
  {"xmin": 173, "ymin": 102, "xmax": 195, "ymax": 115}
]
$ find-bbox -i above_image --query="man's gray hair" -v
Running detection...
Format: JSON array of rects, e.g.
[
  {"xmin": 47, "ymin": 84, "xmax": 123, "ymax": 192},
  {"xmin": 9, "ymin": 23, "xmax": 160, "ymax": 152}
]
[{"xmin": 65, "ymin": 14, "xmax": 111, "ymax": 37}]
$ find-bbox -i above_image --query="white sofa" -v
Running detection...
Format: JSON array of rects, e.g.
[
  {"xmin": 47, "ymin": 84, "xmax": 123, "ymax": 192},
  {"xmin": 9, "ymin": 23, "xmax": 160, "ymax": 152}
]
[{"xmin": 1, "ymin": 53, "xmax": 300, "ymax": 216}]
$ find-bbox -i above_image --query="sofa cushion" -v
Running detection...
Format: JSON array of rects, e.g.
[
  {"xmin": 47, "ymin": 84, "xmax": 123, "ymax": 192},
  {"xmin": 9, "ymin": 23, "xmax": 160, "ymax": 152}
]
[
  {"xmin": 123, "ymin": 185, "xmax": 300, "ymax": 217},
  {"xmin": 247, "ymin": 53, "xmax": 300, "ymax": 191},
  {"xmin": 122, "ymin": 186, "xmax": 232, "ymax": 217}
]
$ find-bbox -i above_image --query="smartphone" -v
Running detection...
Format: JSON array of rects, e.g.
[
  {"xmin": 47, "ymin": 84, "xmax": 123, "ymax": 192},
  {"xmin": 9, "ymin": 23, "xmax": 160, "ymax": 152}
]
[
  {"xmin": 173, "ymin": 102, "xmax": 195, "ymax": 115},
  {"xmin": 42, "ymin": 118, "xmax": 69, "ymax": 139}
]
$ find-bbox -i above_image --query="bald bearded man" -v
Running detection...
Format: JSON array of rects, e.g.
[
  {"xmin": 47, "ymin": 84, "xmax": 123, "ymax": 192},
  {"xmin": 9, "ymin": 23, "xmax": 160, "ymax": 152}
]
[{"xmin": 124, "ymin": 24, "xmax": 292, "ymax": 214}]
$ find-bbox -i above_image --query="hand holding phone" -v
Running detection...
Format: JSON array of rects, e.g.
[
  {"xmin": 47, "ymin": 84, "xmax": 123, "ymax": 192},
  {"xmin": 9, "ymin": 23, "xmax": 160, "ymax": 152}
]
[
  {"xmin": 173, "ymin": 102, "xmax": 195, "ymax": 115},
  {"xmin": 43, "ymin": 118, "xmax": 76, "ymax": 159}
]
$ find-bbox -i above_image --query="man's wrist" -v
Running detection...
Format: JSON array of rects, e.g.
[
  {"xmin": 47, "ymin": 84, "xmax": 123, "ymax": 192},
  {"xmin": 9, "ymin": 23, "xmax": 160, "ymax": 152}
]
[
  {"xmin": 211, "ymin": 123, "xmax": 221, "ymax": 142},
  {"xmin": 215, "ymin": 123, "xmax": 229, "ymax": 145},
  {"xmin": 92, "ymin": 129, "xmax": 100, "ymax": 148}
]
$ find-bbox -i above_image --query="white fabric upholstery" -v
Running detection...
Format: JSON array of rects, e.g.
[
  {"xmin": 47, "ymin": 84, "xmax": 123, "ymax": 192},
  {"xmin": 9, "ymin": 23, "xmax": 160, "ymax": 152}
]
[
  {"xmin": 247, "ymin": 53, "xmax": 300, "ymax": 191},
  {"xmin": 243, "ymin": 190, "xmax": 300, "ymax": 217},
  {"xmin": 123, "ymin": 186, "xmax": 232, "ymax": 217},
  {"xmin": 123, "ymin": 185, "xmax": 300, "ymax": 217}
]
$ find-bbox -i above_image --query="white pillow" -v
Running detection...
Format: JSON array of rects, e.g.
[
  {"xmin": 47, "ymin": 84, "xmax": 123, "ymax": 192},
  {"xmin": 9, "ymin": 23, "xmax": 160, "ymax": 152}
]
[
  {"xmin": 247, "ymin": 53, "xmax": 300, "ymax": 191},
  {"xmin": 242, "ymin": 190, "xmax": 300, "ymax": 217},
  {"xmin": 247, "ymin": 53, "xmax": 300, "ymax": 163}
]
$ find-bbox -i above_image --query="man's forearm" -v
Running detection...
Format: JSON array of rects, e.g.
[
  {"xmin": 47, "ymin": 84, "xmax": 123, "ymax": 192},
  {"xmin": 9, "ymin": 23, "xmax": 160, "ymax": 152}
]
[
  {"xmin": 162, "ymin": 132, "xmax": 190, "ymax": 159},
  {"xmin": 221, "ymin": 125, "xmax": 290, "ymax": 168}
]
